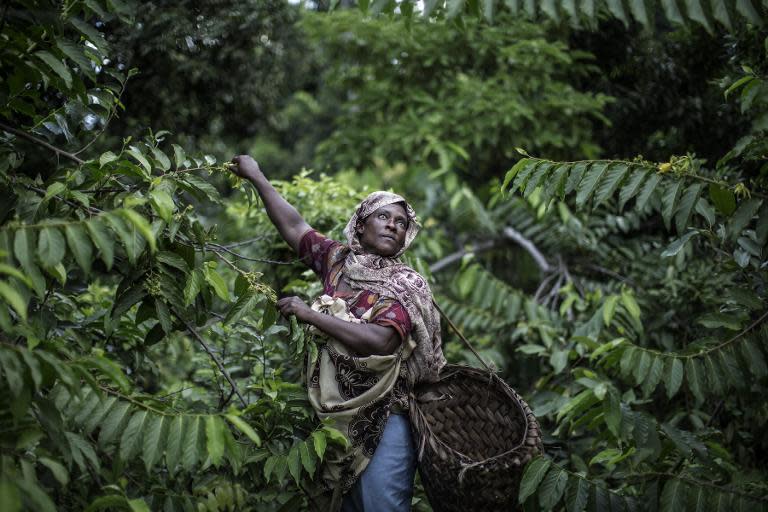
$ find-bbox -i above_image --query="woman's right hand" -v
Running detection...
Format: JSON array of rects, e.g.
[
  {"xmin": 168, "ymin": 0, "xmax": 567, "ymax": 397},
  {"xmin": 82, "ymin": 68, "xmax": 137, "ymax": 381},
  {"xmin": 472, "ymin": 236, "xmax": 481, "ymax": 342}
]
[{"xmin": 230, "ymin": 155, "xmax": 262, "ymax": 181}]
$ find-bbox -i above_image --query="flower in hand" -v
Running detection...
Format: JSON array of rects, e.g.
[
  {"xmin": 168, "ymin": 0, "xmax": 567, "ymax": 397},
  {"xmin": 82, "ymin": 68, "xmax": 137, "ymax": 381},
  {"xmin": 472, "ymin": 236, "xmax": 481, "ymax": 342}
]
[{"xmin": 277, "ymin": 296, "xmax": 312, "ymax": 322}]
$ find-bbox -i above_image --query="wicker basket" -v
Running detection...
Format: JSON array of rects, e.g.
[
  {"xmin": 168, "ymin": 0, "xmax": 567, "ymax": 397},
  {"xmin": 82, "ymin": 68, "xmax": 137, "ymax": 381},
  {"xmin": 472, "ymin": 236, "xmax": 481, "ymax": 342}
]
[{"xmin": 409, "ymin": 364, "xmax": 543, "ymax": 512}]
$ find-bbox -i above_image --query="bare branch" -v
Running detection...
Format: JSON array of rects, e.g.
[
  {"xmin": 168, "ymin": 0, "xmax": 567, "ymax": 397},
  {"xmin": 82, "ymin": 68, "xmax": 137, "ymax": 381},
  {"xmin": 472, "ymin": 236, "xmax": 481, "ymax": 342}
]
[
  {"xmin": 172, "ymin": 307, "xmax": 247, "ymax": 407},
  {"xmin": 0, "ymin": 122, "xmax": 85, "ymax": 166},
  {"xmin": 429, "ymin": 240, "xmax": 497, "ymax": 273},
  {"xmin": 502, "ymin": 226, "xmax": 552, "ymax": 272}
]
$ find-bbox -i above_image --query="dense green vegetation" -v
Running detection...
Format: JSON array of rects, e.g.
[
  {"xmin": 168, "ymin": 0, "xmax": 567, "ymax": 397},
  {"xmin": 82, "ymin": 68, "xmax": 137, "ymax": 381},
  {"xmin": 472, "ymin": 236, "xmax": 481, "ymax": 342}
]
[{"xmin": 1, "ymin": 1, "xmax": 766, "ymax": 511}]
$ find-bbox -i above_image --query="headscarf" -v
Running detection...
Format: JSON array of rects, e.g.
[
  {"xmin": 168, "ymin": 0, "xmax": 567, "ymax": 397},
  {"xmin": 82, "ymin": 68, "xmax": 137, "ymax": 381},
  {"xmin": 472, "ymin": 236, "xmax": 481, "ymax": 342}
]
[{"xmin": 341, "ymin": 191, "xmax": 446, "ymax": 385}]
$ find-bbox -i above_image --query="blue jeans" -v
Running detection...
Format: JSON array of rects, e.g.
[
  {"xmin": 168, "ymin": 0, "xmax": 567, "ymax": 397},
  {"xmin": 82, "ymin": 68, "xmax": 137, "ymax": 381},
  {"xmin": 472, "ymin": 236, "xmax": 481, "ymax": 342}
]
[{"xmin": 341, "ymin": 413, "xmax": 417, "ymax": 512}]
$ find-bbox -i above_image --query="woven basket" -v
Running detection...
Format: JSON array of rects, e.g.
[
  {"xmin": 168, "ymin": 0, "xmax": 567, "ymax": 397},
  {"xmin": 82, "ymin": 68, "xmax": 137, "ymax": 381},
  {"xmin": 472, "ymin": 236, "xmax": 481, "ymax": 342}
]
[{"xmin": 409, "ymin": 364, "xmax": 543, "ymax": 512}]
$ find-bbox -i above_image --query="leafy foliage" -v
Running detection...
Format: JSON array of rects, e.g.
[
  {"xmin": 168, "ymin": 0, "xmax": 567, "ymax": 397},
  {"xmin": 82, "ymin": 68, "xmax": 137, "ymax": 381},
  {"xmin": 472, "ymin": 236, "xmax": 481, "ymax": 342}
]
[
  {"xmin": 345, "ymin": 0, "xmax": 766, "ymax": 33},
  {"xmin": 2, "ymin": 1, "xmax": 768, "ymax": 511}
]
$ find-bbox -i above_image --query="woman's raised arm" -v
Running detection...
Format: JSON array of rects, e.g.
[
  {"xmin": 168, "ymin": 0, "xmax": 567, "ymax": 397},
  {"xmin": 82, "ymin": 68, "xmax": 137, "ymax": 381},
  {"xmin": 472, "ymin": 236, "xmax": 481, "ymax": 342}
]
[{"xmin": 230, "ymin": 155, "xmax": 311, "ymax": 253}]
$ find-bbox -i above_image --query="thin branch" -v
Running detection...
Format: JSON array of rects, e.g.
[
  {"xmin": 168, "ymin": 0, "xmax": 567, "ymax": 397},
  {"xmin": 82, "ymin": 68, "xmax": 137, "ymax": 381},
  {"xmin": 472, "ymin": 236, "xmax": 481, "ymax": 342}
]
[
  {"xmin": 206, "ymin": 242, "xmax": 298, "ymax": 266},
  {"xmin": 172, "ymin": 307, "xmax": 247, "ymax": 407},
  {"xmin": 582, "ymin": 263, "xmax": 637, "ymax": 287},
  {"xmin": 429, "ymin": 240, "xmax": 497, "ymax": 273},
  {"xmin": 502, "ymin": 226, "xmax": 552, "ymax": 272},
  {"xmin": 220, "ymin": 236, "xmax": 271, "ymax": 249},
  {"xmin": 0, "ymin": 122, "xmax": 85, "ymax": 166}
]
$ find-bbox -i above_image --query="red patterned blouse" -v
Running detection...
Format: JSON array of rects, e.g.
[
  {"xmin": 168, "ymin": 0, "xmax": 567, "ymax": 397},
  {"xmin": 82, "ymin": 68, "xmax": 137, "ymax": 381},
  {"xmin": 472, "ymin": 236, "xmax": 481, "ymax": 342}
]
[{"xmin": 298, "ymin": 230, "xmax": 412, "ymax": 343}]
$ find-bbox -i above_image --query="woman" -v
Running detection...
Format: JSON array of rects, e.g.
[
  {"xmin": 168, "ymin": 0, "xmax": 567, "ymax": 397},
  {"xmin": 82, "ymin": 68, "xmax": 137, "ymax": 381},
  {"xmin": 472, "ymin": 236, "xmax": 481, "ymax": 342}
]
[{"xmin": 230, "ymin": 155, "xmax": 446, "ymax": 511}]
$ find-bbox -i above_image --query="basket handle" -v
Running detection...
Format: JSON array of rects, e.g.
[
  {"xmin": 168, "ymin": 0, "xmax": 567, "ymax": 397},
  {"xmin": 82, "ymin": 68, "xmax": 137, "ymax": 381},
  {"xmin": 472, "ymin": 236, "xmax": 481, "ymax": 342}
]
[{"xmin": 432, "ymin": 299, "xmax": 494, "ymax": 374}]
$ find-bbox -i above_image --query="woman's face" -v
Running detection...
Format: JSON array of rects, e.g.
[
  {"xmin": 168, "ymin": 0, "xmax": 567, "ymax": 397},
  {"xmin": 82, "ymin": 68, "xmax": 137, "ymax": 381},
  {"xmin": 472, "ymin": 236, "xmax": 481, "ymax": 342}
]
[{"xmin": 356, "ymin": 203, "xmax": 409, "ymax": 257}]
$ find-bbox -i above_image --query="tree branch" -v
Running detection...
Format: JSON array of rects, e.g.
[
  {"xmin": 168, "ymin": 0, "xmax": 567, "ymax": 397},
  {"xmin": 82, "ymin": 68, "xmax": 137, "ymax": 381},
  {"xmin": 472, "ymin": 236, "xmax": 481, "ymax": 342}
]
[
  {"xmin": 429, "ymin": 240, "xmax": 497, "ymax": 273},
  {"xmin": 502, "ymin": 226, "xmax": 552, "ymax": 272},
  {"xmin": 172, "ymin": 307, "xmax": 247, "ymax": 407},
  {"xmin": 0, "ymin": 122, "xmax": 85, "ymax": 166}
]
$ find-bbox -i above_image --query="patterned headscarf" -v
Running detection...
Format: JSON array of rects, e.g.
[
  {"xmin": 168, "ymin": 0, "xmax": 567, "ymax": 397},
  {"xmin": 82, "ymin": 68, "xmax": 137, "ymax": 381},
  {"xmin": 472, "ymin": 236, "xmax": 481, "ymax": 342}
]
[
  {"xmin": 341, "ymin": 191, "xmax": 446, "ymax": 384},
  {"xmin": 342, "ymin": 191, "xmax": 419, "ymax": 258}
]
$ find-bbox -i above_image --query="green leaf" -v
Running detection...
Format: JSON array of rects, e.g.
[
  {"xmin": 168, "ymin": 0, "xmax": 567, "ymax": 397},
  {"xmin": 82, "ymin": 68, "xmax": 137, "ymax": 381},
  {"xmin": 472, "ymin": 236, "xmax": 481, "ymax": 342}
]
[
  {"xmin": 224, "ymin": 291, "xmax": 260, "ymax": 325},
  {"xmin": 559, "ymin": 163, "xmax": 584, "ymax": 196},
  {"xmin": 0, "ymin": 281, "xmax": 28, "ymax": 321},
  {"xmin": 661, "ymin": 478, "xmax": 686, "ymax": 512},
  {"xmin": 204, "ymin": 266, "xmax": 230, "ymax": 301},
  {"xmin": 43, "ymin": 182, "xmax": 66, "ymax": 202},
  {"xmin": 697, "ymin": 312, "xmax": 742, "ymax": 330},
  {"xmin": 685, "ymin": 359, "xmax": 705, "ymax": 402},
  {"xmin": 39, "ymin": 457, "xmax": 69, "ymax": 486},
  {"xmin": 105, "ymin": 214, "xmax": 144, "ymax": 264},
  {"xmin": 709, "ymin": 184, "xmax": 736, "ymax": 215},
  {"xmin": 182, "ymin": 416, "xmax": 203, "ymax": 471},
  {"xmin": 674, "ymin": 183, "xmax": 704, "ymax": 234},
  {"xmin": 312, "ymin": 431, "xmax": 327, "ymax": 461},
  {"xmin": 602, "ymin": 295, "xmax": 619, "ymax": 326},
  {"xmin": 65, "ymin": 224, "xmax": 93, "ymax": 274},
  {"xmin": 604, "ymin": 388, "xmax": 622, "ymax": 437},
  {"xmin": 481, "ymin": 0, "xmax": 495, "ymax": 21},
  {"xmin": 661, "ymin": 230, "xmax": 699, "ymax": 258},
  {"xmin": 84, "ymin": 355, "xmax": 131, "ymax": 392},
  {"xmin": 664, "ymin": 358, "xmax": 684, "ymax": 399},
  {"xmin": 539, "ymin": 466, "xmax": 568, "ymax": 509},
  {"xmin": 119, "ymin": 209, "xmax": 157, "ymax": 252},
  {"xmin": 86, "ymin": 218, "xmax": 114, "ymax": 269},
  {"xmin": 172, "ymin": 144, "xmax": 187, "ymax": 169},
  {"xmin": 155, "ymin": 299, "xmax": 172, "ymax": 334},
  {"xmin": 149, "ymin": 188, "xmax": 175, "ymax": 223},
  {"xmin": 38, "ymin": 227, "xmax": 66, "ymax": 268},
  {"xmin": 99, "ymin": 402, "xmax": 131, "ymax": 445},
  {"xmin": 84, "ymin": 396, "xmax": 118, "ymax": 435},
  {"xmin": 684, "ymin": 0, "xmax": 713, "ymax": 33},
  {"xmin": 150, "ymin": 147, "xmax": 171, "ymax": 172},
  {"xmin": 620, "ymin": 290, "xmax": 641, "ymax": 319},
  {"xmin": 565, "ymin": 477, "xmax": 589, "ymax": 512},
  {"xmin": 264, "ymin": 455, "xmax": 279, "ymax": 483},
  {"xmin": 523, "ymin": 162, "xmax": 554, "ymax": 198},
  {"xmin": 633, "ymin": 350, "xmax": 651, "ymax": 385},
  {"xmin": 628, "ymin": 0, "xmax": 650, "ymax": 26},
  {"xmin": 120, "ymin": 410, "xmax": 149, "ymax": 461},
  {"xmin": 735, "ymin": 0, "xmax": 762, "ymax": 24},
  {"xmin": 287, "ymin": 443, "xmax": 302, "ymax": 485},
  {"xmin": 576, "ymin": 161, "xmax": 610, "ymax": 207},
  {"xmin": 661, "ymin": 180, "xmax": 683, "ymax": 230},
  {"xmin": 225, "ymin": 414, "xmax": 262, "ymax": 446},
  {"xmin": 606, "ymin": 0, "xmax": 629, "ymax": 25},
  {"xmin": 184, "ymin": 269, "xmax": 205, "ymax": 306},
  {"xmin": 594, "ymin": 163, "xmax": 629, "ymax": 206},
  {"xmin": 728, "ymin": 198, "xmax": 762, "ymax": 241},
  {"xmin": 165, "ymin": 415, "xmax": 185, "ymax": 474},
  {"xmin": 642, "ymin": 355, "xmax": 664, "ymax": 396},
  {"xmin": 299, "ymin": 441, "xmax": 316, "ymax": 476},
  {"xmin": 35, "ymin": 51, "xmax": 73, "ymax": 88},
  {"xmin": 743, "ymin": 340, "xmax": 767, "ymax": 378},
  {"xmin": 518, "ymin": 456, "xmax": 552, "ymax": 504},
  {"xmin": 636, "ymin": 173, "xmax": 663, "ymax": 210},
  {"xmin": 13, "ymin": 229, "xmax": 35, "ymax": 272},
  {"xmin": 0, "ymin": 478, "xmax": 22, "ymax": 512},
  {"xmin": 143, "ymin": 414, "xmax": 167, "ymax": 472},
  {"xmin": 505, "ymin": 158, "xmax": 534, "ymax": 194},
  {"xmin": 205, "ymin": 415, "xmax": 226, "ymax": 466},
  {"xmin": 660, "ymin": 0, "xmax": 684, "ymax": 24},
  {"xmin": 711, "ymin": 0, "xmax": 733, "ymax": 29},
  {"xmin": 128, "ymin": 499, "xmax": 150, "ymax": 512},
  {"xmin": 127, "ymin": 146, "xmax": 152, "ymax": 176}
]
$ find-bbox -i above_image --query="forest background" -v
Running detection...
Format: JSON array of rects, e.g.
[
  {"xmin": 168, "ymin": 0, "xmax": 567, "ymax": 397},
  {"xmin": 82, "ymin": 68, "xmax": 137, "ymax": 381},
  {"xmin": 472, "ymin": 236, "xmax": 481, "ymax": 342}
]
[{"xmin": 1, "ymin": 0, "xmax": 767, "ymax": 511}]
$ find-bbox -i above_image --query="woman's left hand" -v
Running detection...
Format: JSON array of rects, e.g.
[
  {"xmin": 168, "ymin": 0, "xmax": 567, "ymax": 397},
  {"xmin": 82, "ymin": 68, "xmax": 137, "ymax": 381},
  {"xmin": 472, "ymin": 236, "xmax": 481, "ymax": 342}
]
[{"xmin": 276, "ymin": 296, "xmax": 313, "ymax": 322}]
